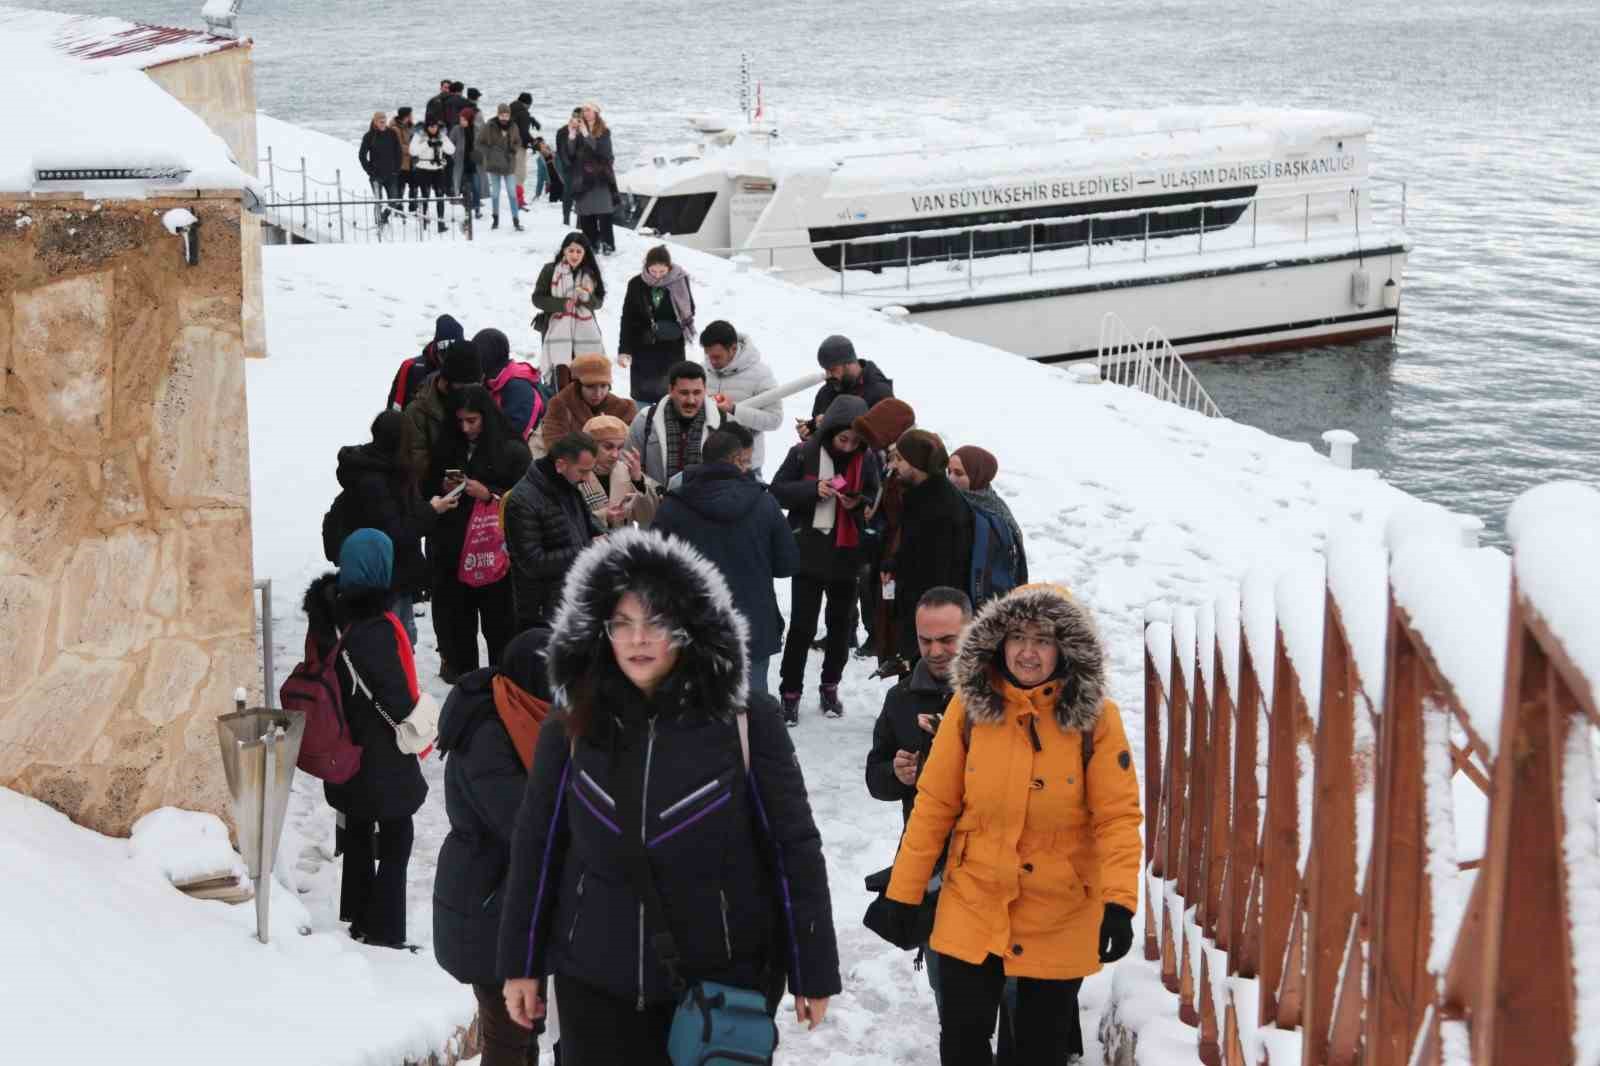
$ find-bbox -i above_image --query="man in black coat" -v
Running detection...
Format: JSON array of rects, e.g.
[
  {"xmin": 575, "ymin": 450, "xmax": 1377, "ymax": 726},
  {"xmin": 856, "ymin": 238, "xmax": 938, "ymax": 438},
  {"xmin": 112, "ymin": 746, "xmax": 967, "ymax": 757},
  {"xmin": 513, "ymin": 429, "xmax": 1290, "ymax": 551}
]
[
  {"xmin": 435, "ymin": 628, "xmax": 551, "ymax": 1065},
  {"xmin": 424, "ymin": 78, "xmax": 452, "ymax": 128},
  {"xmin": 798, "ymin": 334, "xmax": 894, "ymax": 440},
  {"xmin": 653, "ymin": 424, "xmax": 800, "ymax": 697},
  {"xmin": 502, "ymin": 432, "xmax": 603, "ymax": 630},
  {"xmin": 884, "ymin": 429, "xmax": 974, "ymax": 668},
  {"xmin": 358, "ymin": 112, "xmax": 404, "ymax": 221}
]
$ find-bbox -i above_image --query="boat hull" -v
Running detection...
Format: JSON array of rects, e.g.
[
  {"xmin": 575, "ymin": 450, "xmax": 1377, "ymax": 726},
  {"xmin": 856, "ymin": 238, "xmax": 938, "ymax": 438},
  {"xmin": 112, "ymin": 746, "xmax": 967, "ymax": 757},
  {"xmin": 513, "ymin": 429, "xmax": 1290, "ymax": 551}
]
[{"xmin": 877, "ymin": 244, "xmax": 1408, "ymax": 362}]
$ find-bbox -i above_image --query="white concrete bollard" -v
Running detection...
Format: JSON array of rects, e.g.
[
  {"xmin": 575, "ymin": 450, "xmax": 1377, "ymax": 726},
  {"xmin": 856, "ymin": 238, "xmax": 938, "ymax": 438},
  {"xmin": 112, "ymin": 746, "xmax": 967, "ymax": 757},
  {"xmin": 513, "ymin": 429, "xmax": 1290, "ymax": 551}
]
[
  {"xmin": 1321, "ymin": 429, "xmax": 1359, "ymax": 469},
  {"xmin": 731, "ymin": 255, "xmax": 752, "ymax": 274},
  {"xmin": 1068, "ymin": 363, "xmax": 1101, "ymax": 385},
  {"xmin": 1456, "ymin": 514, "xmax": 1485, "ymax": 549}
]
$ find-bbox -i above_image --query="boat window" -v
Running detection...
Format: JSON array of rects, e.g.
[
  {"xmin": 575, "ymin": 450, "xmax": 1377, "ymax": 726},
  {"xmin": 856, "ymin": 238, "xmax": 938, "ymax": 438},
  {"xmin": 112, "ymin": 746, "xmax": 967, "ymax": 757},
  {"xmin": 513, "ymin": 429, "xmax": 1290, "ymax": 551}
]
[
  {"xmin": 645, "ymin": 192, "xmax": 718, "ymax": 236},
  {"xmin": 806, "ymin": 186, "xmax": 1255, "ymax": 272},
  {"xmin": 614, "ymin": 194, "xmax": 650, "ymax": 231}
]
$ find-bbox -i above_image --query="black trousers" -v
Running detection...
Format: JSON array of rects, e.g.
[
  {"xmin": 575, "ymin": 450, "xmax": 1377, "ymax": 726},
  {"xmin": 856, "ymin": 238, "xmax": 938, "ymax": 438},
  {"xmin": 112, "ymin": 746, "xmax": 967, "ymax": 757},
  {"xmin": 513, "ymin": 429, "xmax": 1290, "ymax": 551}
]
[
  {"xmin": 936, "ymin": 952, "xmax": 1082, "ymax": 1066},
  {"xmin": 339, "ymin": 816, "xmax": 413, "ymax": 944},
  {"xmin": 431, "ymin": 574, "xmax": 515, "ymax": 674},
  {"xmin": 780, "ymin": 576, "xmax": 856, "ymax": 695},
  {"xmin": 472, "ymin": 982, "xmax": 541, "ymax": 1066},
  {"xmin": 415, "ymin": 168, "xmax": 449, "ymax": 219},
  {"xmin": 554, "ymin": 974, "xmax": 673, "ymax": 1066},
  {"xmin": 578, "ymin": 212, "xmax": 615, "ymax": 250}
]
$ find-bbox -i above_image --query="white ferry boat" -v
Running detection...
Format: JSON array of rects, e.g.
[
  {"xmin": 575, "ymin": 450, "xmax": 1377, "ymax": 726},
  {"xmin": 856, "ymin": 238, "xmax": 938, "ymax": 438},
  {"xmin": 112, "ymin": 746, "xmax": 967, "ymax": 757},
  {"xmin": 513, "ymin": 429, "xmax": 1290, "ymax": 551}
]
[{"xmin": 615, "ymin": 108, "xmax": 1410, "ymax": 362}]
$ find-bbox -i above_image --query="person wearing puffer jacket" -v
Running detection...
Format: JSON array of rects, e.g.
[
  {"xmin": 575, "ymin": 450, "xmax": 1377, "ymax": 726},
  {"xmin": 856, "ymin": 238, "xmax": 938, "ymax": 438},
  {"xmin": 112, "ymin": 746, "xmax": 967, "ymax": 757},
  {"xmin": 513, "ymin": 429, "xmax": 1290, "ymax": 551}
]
[
  {"xmin": 434, "ymin": 627, "xmax": 555, "ymax": 1066},
  {"xmin": 303, "ymin": 529, "xmax": 433, "ymax": 950},
  {"xmin": 476, "ymin": 327, "xmax": 544, "ymax": 443},
  {"xmin": 883, "ymin": 584, "xmax": 1142, "ymax": 1065},
  {"xmin": 700, "ymin": 320, "xmax": 782, "ymax": 475},
  {"xmin": 498, "ymin": 530, "xmax": 842, "ymax": 1063}
]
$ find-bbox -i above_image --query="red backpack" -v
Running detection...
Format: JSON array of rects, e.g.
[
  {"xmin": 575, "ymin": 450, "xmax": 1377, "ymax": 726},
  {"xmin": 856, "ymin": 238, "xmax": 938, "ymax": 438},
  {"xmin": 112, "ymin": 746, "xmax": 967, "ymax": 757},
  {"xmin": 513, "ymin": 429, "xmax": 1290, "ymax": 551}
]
[
  {"xmin": 281, "ymin": 631, "xmax": 364, "ymax": 784},
  {"xmin": 488, "ymin": 361, "xmax": 546, "ymax": 441}
]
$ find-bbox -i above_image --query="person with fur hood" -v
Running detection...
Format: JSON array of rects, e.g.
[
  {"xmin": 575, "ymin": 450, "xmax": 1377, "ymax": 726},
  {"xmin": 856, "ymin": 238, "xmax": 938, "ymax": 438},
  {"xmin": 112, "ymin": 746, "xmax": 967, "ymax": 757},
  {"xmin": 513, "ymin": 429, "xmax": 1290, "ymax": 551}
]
[
  {"xmin": 303, "ymin": 529, "xmax": 433, "ymax": 950},
  {"xmin": 770, "ymin": 394, "xmax": 882, "ymax": 725},
  {"xmin": 700, "ymin": 320, "xmax": 782, "ymax": 474},
  {"xmin": 434, "ymin": 627, "xmax": 555, "ymax": 1066},
  {"xmin": 880, "ymin": 584, "xmax": 1142, "ymax": 1064},
  {"xmin": 497, "ymin": 530, "xmax": 841, "ymax": 1063}
]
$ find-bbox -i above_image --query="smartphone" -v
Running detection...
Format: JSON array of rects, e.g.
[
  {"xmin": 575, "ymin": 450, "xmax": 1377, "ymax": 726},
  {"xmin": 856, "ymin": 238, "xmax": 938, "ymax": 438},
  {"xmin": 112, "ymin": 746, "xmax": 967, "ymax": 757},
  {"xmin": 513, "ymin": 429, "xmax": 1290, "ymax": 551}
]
[
  {"xmin": 828, "ymin": 475, "xmax": 848, "ymax": 491},
  {"xmin": 443, "ymin": 479, "xmax": 468, "ymax": 501},
  {"xmin": 444, "ymin": 468, "xmax": 464, "ymax": 482}
]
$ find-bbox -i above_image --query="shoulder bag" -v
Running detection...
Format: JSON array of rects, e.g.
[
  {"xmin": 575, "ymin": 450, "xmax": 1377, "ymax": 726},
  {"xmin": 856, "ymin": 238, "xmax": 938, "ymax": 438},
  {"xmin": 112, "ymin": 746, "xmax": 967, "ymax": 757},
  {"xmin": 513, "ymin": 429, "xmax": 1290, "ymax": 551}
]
[{"xmin": 341, "ymin": 635, "xmax": 440, "ymax": 755}]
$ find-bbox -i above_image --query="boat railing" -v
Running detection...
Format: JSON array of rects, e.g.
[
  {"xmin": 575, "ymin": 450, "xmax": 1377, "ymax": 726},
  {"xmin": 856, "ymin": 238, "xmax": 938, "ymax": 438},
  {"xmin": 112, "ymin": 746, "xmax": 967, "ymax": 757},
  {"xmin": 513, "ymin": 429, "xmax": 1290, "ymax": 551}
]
[
  {"xmin": 1096, "ymin": 312, "xmax": 1222, "ymax": 418},
  {"xmin": 692, "ymin": 179, "xmax": 1407, "ymax": 297}
]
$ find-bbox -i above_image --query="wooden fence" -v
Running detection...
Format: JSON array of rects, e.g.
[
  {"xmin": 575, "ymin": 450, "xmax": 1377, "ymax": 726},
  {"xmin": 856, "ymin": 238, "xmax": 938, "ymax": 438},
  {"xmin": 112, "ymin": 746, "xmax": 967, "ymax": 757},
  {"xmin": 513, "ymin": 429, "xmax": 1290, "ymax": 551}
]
[{"xmin": 1135, "ymin": 489, "xmax": 1599, "ymax": 1066}]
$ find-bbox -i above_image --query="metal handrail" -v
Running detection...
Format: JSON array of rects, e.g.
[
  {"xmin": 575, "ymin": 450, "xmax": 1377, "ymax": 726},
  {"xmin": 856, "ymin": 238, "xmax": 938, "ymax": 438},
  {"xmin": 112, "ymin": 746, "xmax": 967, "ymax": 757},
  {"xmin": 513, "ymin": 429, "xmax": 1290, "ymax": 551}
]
[
  {"xmin": 688, "ymin": 179, "xmax": 1407, "ymax": 296},
  {"xmin": 258, "ymin": 145, "xmax": 475, "ymax": 244},
  {"xmin": 1096, "ymin": 312, "xmax": 1222, "ymax": 419}
]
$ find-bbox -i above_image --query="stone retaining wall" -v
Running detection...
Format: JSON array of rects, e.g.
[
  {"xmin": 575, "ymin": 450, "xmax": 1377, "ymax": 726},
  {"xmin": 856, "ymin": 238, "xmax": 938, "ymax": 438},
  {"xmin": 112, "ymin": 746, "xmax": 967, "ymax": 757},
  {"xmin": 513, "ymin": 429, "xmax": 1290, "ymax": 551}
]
[{"xmin": 0, "ymin": 191, "xmax": 256, "ymax": 837}]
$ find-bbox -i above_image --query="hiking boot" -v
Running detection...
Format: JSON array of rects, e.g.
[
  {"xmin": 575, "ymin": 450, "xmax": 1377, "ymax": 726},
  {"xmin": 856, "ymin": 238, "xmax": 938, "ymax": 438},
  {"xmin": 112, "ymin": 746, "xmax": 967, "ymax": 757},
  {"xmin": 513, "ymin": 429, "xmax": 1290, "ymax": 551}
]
[
  {"xmin": 780, "ymin": 692, "xmax": 800, "ymax": 728},
  {"xmin": 820, "ymin": 684, "xmax": 844, "ymax": 719}
]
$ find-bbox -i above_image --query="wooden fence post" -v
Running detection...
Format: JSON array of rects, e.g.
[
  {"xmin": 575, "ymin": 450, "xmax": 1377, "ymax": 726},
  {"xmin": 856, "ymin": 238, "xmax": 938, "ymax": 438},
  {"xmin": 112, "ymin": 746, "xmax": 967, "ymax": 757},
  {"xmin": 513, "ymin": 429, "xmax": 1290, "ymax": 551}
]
[
  {"xmin": 1260, "ymin": 627, "xmax": 1304, "ymax": 1026},
  {"xmin": 1204, "ymin": 632, "xmax": 1233, "ymax": 944},
  {"xmin": 1302, "ymin": 591, "xmax": 1361, "ymax": 1066},
  {"xmin": 1228, "ymin": 637, "xmax": 1264, "ymax": 978}
]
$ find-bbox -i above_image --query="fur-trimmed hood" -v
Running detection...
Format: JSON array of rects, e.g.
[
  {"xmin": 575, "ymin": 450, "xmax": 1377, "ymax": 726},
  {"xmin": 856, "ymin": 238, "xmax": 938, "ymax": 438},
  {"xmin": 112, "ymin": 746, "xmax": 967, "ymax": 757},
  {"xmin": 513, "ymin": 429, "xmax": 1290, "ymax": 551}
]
[
  {"xmin": 954, "ymin": 584, "xmax": 1107, "ymax": 732},
  {"xmin": 544, "ymin": 528, "xmax": 750, "ymax": 717}
]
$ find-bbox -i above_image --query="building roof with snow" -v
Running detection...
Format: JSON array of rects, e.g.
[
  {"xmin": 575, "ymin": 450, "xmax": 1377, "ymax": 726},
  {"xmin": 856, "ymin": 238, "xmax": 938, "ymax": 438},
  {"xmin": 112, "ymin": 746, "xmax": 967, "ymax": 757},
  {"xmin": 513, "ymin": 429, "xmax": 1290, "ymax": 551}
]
[
  {"xmin": 0, "ymin": 5, "xmax": 253, "ymax": 196},
  {"xmin": 0, "ymin": 4, "xmax": 246, "ymax": 71}
]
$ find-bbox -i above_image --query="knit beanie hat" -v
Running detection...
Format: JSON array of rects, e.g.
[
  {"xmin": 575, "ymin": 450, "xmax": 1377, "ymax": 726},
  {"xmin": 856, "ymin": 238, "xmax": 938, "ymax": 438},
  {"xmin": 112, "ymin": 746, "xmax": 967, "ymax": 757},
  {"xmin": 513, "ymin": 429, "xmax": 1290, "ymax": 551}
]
[
  {"xmin": 572, "ymin": 353, "xmax": 613, "ymax": 386},
  {"xmin": 441, "ymin": 339, "xmax": 482, "ymax": 385},
  {"xmin": 370, "ymin": 409, "xmax": 405, "ymax": 454},
  {"xmin": 337, "ymin": 528, "xmax": 394, "ymax": 591},
  {"xmin": 952, "ymin": 445, "xmax": 999, "ymax": 492},
  {"xmin": 816, "ymin": 334, "xmax": 857, "ymax": 369},
  {"xmin": 473, "ymin": 328, "xmax": 511, "ymax": 377},
  {"xmin": 583, "ymin": 415, "xmax": 629, "ymax": 442},
  {"xmin": 852, "ymin": 398, "xmax": 916, "ymax": 451},
  {"xmin": 895, "ymin": 429, "xmax": 948, "ymax": 477}
]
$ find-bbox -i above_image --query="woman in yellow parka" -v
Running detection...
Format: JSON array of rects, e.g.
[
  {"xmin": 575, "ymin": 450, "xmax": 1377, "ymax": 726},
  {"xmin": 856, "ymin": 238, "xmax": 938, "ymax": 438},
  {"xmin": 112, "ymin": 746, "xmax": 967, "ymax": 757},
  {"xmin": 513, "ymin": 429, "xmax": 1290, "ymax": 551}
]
[{"xmin": 884, "ymin": 583, "xmax": 1141, "ymax": 1065}]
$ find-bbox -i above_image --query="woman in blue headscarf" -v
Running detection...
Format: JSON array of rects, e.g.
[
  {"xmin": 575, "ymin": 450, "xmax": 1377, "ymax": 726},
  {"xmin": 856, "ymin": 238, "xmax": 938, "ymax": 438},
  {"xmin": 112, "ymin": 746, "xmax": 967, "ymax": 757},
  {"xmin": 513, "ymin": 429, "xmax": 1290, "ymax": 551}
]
[{"xmin": 303, "ymin": 528, "xmax": 432, "ymax": 948}]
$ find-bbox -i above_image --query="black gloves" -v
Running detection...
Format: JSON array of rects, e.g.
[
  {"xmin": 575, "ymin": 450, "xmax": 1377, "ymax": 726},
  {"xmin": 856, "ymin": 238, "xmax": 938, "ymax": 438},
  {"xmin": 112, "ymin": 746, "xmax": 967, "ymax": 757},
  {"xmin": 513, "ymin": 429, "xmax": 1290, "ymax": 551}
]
[
  {"xmin": 863, "ymin": 895, "xmax": 931, "ymax": 951},
  {"xmin": 1098, "ymin": 903, "xmax": 1135, "ymax": 963}
]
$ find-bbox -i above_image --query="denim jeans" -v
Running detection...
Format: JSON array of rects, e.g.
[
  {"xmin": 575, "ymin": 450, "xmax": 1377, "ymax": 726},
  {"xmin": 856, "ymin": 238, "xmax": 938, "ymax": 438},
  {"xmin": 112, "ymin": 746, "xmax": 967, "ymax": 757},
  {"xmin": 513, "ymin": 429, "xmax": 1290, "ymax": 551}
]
[
  {"xmin": 488, "ymin": 172, "xmax": 519, "ymax": 221},
  {"xmin": 391, "ymin": 593, "xmax": 417, "ymax": 647},
  {"xmin": 748, "ymin": 654, "xmax": 771, "ymax": 697}
]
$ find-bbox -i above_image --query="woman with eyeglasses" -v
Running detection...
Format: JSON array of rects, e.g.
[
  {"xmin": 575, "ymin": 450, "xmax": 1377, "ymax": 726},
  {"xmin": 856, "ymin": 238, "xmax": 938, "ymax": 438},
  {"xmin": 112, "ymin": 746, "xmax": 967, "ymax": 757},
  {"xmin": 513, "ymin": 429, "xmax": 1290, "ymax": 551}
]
[
  {"xmin": 497, "ymin": 529, "xmax": 841, "ymax": 1064},
  {"xmin": 878, "ymin": 583, "xmax": 1142, "ymax": 1065}
]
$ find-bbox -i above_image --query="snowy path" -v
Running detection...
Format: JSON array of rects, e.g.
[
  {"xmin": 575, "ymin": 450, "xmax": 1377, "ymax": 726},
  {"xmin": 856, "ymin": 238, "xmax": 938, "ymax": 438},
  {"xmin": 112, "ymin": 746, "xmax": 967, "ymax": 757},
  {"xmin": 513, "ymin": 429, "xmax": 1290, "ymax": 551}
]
[{"xmin": 248, "ymin": 203, "xmax": 1425, "ymax": 1062}]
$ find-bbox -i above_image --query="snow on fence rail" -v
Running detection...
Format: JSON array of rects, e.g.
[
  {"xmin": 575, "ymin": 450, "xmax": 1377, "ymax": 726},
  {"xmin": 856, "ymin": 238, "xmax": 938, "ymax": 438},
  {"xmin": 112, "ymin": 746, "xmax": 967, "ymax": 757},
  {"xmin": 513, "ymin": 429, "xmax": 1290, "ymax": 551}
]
[
  {"xmin": 1110, "ymin": 481, "xmax": 1600, "ymax": 1066},
  {"xmin": 257, "ymin": 146, "xmax": 476, "ymax": 245}
]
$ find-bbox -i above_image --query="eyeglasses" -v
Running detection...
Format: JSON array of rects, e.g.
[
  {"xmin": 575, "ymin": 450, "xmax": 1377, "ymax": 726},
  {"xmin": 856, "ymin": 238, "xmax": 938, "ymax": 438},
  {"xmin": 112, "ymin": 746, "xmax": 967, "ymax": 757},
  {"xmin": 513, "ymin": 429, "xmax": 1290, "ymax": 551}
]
[{"xmin": 603, "ymin": 615, "xmax": 689, "ymax": 646}]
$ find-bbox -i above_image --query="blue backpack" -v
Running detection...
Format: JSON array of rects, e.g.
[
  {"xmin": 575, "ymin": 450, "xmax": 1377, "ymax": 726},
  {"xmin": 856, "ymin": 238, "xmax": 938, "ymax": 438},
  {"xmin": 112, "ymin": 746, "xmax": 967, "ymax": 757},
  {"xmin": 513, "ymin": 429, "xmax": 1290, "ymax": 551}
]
[{"xmin": 968, "ymin": 501, "xmax": 1020, "ymax": 608}]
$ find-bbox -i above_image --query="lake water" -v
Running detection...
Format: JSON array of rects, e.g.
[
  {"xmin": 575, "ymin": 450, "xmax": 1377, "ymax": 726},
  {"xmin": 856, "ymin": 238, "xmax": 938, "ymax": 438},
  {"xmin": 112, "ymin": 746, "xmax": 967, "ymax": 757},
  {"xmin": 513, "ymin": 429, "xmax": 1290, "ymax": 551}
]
[{"xmin": 55, "ymin": 0, "xmax": 1600, "ymax": 539}]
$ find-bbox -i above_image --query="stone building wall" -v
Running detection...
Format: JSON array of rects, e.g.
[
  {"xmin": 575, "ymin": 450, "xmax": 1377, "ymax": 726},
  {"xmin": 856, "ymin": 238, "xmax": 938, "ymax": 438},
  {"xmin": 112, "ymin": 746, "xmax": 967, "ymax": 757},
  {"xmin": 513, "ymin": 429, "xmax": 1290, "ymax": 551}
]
[
  {"xmin": 146, "ymin": 46, "xmax": 266, "ymax": 362},
  {"xmin": 0, "ymin": 191, "xmax": 256, "ymax": 837}
]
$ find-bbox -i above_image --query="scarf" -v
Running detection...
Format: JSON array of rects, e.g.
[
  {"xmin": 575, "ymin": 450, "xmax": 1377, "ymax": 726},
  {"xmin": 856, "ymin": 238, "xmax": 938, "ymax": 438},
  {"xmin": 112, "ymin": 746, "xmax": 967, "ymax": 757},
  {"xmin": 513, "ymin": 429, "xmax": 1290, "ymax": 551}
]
[
  {"xmin": 662, "ymin": 404, "xmax": 706, "ymax": 479},
  {"xmin": 551, "ymin": 262, "xmax": 597, "ymax": 322},
  {"xmin": 491, "ymin": 675, "xmax": 550, "ymax": 771},
  {"xmin": 810, "ymin": 444, "xmax": 866, "ymax": 549},
  {"xmin": 642, "ymin": 263, "xmax": 696, "ymax": 341}
]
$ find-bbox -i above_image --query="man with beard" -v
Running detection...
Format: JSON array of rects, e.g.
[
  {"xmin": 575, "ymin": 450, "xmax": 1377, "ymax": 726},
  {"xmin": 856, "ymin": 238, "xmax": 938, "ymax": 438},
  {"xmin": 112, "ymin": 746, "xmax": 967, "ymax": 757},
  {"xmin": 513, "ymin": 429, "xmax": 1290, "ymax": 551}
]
[
  {"xmin": 797, "ymin": 334, "xmax": 894, "ymax": 441},
  {"xmin": 502, "ymin": 432, "xmax": 603, "ymax": 629},
  {"xmin": 622, "ymin": 360, "xmax": 723, "ymax": 495}
]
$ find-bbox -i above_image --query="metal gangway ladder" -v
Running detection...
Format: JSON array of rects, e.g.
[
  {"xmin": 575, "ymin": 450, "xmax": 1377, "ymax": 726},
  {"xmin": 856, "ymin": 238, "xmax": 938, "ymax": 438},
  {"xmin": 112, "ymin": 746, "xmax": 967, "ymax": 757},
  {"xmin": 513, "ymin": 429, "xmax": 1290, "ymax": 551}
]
[{"xmin": 1095, "ymin": 312, "xmax": 1222, "ymax": 419}]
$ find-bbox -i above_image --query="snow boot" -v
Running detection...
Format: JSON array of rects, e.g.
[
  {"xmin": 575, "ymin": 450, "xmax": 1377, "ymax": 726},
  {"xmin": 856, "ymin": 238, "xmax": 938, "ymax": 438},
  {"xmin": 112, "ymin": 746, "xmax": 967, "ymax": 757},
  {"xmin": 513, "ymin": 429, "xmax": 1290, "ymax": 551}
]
[
  {"xmin": 491, "ymin": 215, "xmax": 500, "ymax": 230},
  {"xmin": 513, "ymin": 217, "xmax": 523, "ymax": 232},
  {"xmin": 820, "ymin": 684, "xmax": 845, "ymax": 719},
  {"xmin": 780, "ymin": 691, "xmax": 800, "ymax": 728}
]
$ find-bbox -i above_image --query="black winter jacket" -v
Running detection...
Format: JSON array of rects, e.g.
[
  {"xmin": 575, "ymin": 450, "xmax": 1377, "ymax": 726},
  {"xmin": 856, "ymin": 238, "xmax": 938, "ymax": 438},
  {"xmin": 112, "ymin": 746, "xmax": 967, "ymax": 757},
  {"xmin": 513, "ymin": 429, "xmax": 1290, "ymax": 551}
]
[
  {"xmin": 334, "ymin": 443, "xmax": 432, "ymax": 596},
  {"xmin": 503, "ymin": 457, "xmax": 601, "ymax": 629},
  {"xmin": 865, "ymin": 659, "xmax": 954, "ymax": 824},
  {"xmin": 304, "ymin": 575, "xmax": 427, "ymax": 821},
  {"xmin": 510, "ymin": 99, "xmax": 540, "ymax": 145},
  {"xmin": 808, "ymin": 359, "xmax": 894, "ymax": 424},
  {"xmin": 433, "ymin": 668, "xmax": 527, "ymax": 983},
  {"xmin": 426, "ymin": 433, "xmax": 532, "ymax": 578},
  {"xmin": 769, "ymin": 439, "xmax": 882, "ymax": 584},
  {"xmin": 653, "ymin": 463, "xmax": 799, "ymax": 658},
  {"xmin": 889, "ymin": 473, "xmax": 974, "ymax": 659},
  {"xmin": 359, "ymin": 126, "xmax": 403, "ymax": 180},
  {"xmin": 497, "ymin": 532, "xmax": 841, "ymax": 1006}
]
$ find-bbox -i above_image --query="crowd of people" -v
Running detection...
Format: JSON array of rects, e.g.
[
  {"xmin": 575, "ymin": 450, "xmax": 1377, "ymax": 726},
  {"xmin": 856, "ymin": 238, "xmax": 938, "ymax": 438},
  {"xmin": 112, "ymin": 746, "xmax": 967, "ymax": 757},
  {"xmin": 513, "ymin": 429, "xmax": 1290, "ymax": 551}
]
[
  {"xmin": 297, "ymin": 226, "xmax": 1141, "ymax": 1065},
  {"xmin": 358, "ymin": 77, "xmax": 619, "ymax": 243}
]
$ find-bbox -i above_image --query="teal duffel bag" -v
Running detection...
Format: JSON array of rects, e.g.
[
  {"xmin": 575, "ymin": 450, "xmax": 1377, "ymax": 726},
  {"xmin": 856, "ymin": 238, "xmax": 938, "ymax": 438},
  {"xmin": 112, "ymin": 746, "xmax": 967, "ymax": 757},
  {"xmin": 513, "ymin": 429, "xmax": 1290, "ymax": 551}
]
[{"xmin": 667, "ymin": 980, "xmax": 777, "ymax": 1065}]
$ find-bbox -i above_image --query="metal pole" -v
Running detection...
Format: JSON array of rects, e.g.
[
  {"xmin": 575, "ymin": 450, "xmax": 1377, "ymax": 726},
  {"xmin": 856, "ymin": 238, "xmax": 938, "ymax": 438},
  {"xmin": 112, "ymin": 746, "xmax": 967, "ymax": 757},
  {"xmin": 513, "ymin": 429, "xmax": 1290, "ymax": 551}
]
[
  {"xmin": 1028, "ymin": 225, "xmax": 1035, "ymax": 275},
  {"xmin": 1198, "ymin": 209, "xmax": 1205, "ymax": 254},
  {"xmin": 1304, "ymin": 193, "xmax": 1310, "ymax": 243},
  {"xmin": 1086, "ymin": 217, "xmax": 1094, "ymax": 269},
  {"xmin": 265, "ymin": 146, "xmax": 275, "ymax": 202},
  {"xmin": 1143, "ymin": 212, "xmax": 1150, "ymax": 263},
  {"xmin": 256, "ymin": 729, "xmax": 275, "ymax": 944},
  {"xmin": 336, "ymin": 169, "xmax": 345, "ymax": 242},
  {"xmin": 259, "ymin": 578, "xmax": 275, "ymax": 707},
  {"xmin": 301, "ymin": 157, "xmax": 308, "ymax": 232},
  {"xmin": 840, "ymin": 243, "xmax": 847, "ymax": 296},
  {"xmin": 1252, "ymin": 198, "xmax": 1258, "ymax": 248},
  {"xmin": 967, "ymin": 231, "xmax": 974, "ymax": 289}
]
